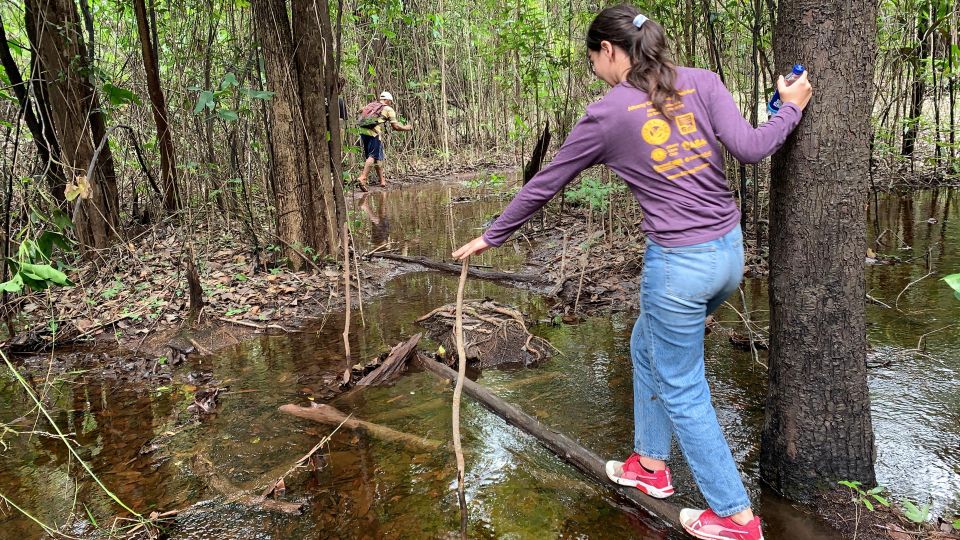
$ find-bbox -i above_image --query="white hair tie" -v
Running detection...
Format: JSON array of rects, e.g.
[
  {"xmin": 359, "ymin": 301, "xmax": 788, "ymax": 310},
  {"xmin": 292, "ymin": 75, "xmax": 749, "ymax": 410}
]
[{"xmin": 633, "ymin": 14, "xmax": 648, "ymax": 29}]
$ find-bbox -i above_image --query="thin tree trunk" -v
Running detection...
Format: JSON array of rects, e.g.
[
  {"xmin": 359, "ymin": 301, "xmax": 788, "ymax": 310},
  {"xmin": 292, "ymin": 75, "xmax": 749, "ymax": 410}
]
[
  {"xmin": 133, "ymin": 0, "xmax": 180, "ymax": 212},
  {"xmin": 903, "ymin": 10, "xmax": 931, "ymax": 161},
  {"xmin": 0, "ymin": 13, "xmax": 66, "ymax": 203}
]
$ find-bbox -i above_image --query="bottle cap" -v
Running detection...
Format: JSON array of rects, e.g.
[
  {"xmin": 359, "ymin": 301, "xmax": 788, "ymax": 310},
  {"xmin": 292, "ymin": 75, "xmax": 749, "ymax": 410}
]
[{"xmin": 792, "ymin": 64, "xmax": 805, "ymax": 75}]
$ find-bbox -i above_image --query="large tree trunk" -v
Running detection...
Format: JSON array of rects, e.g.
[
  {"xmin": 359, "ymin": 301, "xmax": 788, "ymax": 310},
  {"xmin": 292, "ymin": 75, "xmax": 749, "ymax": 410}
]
[
  {"xmin": 253, "ymin": 0, "xmax": 343, "ymax": 269},
  {"xmin": 291, "ymin": 0, "xmax": 344, "ymax": 256},
  {"xmin": 133, "ymin": 0, "xmax": 180, "ymax": 212},
  {"xmin": 761, "ymin": 0, "xmax": 878, "ymax": 500},
  {"xmin": 253, "ymin": 0, "xmax": 317, "ymax": 270},
  {"xmin": 0, "ymin": 13, "xmax": 66, "ymax": 204},
  {"xmin": 27, "ymin": 0, "xmax": 118, "ymax": 249}
]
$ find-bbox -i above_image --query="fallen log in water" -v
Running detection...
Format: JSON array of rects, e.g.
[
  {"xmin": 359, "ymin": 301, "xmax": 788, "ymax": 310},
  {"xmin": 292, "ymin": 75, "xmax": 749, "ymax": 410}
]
[
  {"xmin": 357, "ymin": 333, "xmax": 421, "ymax": 386},
  {"xmin": 415, "ymin": 352, "xmax": 681, "ymax": 530},
  {"xmin": 370, "ymin": 253, "xmax": 550, "ymax": 286},
  {"xmin": 280, "ymin": 403, "xmax": 442, "ymax": 452}
]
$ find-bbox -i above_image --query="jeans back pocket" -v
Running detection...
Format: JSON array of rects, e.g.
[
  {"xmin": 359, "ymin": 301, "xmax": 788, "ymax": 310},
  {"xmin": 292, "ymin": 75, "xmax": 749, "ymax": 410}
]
[{"xmin": 664, "ymin": 246, "xmax": 718, "ymax": 302}]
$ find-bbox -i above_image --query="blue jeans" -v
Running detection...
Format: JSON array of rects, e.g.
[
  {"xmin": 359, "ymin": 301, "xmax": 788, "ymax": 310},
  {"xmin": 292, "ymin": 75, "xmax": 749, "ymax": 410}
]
[{"xmin": 631, "ymin": 225, "xmax": 749, "ymax": 517}]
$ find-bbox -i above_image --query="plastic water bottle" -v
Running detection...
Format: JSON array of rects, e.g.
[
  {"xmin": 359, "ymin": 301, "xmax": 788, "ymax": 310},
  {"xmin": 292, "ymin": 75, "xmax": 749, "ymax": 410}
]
[{"xmin": 767, "ymin": 64, "xmax": 805, "ymax": 116}]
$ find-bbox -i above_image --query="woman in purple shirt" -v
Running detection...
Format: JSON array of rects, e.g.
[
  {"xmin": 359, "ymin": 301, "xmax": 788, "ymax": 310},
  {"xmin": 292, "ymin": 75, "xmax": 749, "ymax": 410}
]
[{"xmin": 454, "ymin": 4, "xmax": 812, "ymax": 540}]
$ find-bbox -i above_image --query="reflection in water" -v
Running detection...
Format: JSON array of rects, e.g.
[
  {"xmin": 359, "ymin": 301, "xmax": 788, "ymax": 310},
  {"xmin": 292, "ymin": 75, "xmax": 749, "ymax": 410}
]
[
  {"xmin": 0, "ymin": 184, "xmax": 957, "ymax": 539},
  {"xmin": 359, "ymin": 192, "xmax": 391, "ymax": 247}
]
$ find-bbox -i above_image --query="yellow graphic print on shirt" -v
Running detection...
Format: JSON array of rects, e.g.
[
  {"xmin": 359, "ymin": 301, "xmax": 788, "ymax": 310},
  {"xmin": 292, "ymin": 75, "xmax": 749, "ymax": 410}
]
[
  {"xmin": 628, "ymin": 89, "xmax": 713, "ymax": 181},
  {"xmin": 642, "ymin": 118, "xmax": 671, "ymax": 145},
  {"xmin": 674, "ymin": 112, "xmax": 698, "ymax": 135}
]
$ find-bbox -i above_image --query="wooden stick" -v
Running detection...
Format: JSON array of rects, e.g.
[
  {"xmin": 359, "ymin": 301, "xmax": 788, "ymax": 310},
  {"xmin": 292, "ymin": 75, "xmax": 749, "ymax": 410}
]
[
  {"xmin": 453, "ymin": 258, "xmax": 469, "ymax": 537},
  {"xmin": 279, "ymin": 404, "xmax": 441, "ymax": 452},
  {"xmin": 416, "ymin": 352, "xmax": 680, "ymax": 530},
  {"xmin": 342, "ymin": 222, "xmax": 352, "ymax": 385}
]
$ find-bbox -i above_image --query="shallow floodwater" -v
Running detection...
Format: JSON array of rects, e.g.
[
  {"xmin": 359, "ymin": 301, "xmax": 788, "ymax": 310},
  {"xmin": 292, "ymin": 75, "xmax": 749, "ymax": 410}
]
[{"xmin": 0, "ymin": 181, "xmax": 957, "ymax": 539}]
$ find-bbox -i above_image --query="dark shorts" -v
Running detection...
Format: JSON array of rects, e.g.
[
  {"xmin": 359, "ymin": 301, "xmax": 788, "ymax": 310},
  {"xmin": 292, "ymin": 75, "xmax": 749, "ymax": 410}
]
[{"xmin": 360, "ymin": 134, "xmax": 385, "ymax": 161}]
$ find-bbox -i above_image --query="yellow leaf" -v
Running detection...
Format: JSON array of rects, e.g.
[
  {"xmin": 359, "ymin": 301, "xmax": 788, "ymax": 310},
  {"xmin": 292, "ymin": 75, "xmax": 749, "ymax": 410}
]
[
  {"xmin": 76, "ymin": 175, "xmax": 92, "ymax": 199},
  {"xmin": 66, "ymin": 175, "xmax": 93, "ymax": 201},
  {"xmin": 866, "ymin": 248, "xmax": 876, "ymax": 258}
]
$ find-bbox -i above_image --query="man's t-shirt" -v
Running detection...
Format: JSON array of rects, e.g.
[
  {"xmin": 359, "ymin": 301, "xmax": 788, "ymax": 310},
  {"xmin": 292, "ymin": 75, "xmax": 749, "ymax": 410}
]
[{"xmin": 361, "ymin": 105, "xmax": 397, "ymax": 138}]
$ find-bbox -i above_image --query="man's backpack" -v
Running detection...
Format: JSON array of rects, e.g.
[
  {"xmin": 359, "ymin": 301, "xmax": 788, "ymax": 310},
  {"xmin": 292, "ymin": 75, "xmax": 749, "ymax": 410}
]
[{"xmin": 356, "ymin": 101, "xmax": 386, "ymax": 129}]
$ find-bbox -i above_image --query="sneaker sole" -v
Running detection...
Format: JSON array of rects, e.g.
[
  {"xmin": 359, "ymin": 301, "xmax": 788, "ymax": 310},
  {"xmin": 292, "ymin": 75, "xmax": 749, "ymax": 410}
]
[
  {"xmin": 681, "ymin": 523, "xmax": 764, "ymax": 540},
  {"xmin": 604, "ymin": 461, "xmax": 674, "ymax": 499}
]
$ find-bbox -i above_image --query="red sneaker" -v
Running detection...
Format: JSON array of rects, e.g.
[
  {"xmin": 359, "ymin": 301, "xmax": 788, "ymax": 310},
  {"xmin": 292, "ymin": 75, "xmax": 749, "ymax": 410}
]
[
  {"xmin": 604, "ymin": 452, "xmax": 674, "ymax": 498},
  {"xmin": 679, "ymin": 508, "xmax": 764, "ymax": 540}
]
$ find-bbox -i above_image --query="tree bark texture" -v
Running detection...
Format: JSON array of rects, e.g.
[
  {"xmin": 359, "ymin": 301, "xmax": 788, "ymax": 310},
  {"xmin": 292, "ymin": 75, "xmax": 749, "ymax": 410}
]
[
  {"xmin": 0, "ymin": 13, "xmax": 66, "ymax": 203},
  {"xmin": 252, "ymin": 0, "xmax": 344, "ymax": 268},
  {"xmin": 27, "ymin": 0, "xmax": 118, "ymax": 249},
  {"xmin": 292, "ymin": 0, "xmax": 345, "ymax": 255},
  {"xmin": 133, "ymin": 0, "xmax": 180, "ymax": 212},
  {"xmin": 762, "ymin": 0, "xmax": 878, "ymax": 500}
]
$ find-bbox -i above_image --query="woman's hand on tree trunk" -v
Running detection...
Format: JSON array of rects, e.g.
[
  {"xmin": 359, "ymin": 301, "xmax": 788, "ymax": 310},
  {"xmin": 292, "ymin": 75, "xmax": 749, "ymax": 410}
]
[
  {"xmin": 779, "ymin": 71, "xmax": 813, "ymax": 111},
  {"xmin": 453, "ymin": 236, "xmax": 490, "ymax": 260}
]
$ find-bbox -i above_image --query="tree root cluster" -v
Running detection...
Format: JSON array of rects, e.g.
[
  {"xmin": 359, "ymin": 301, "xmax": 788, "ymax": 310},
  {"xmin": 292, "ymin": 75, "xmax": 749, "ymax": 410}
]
[{"xmin": 416, "ymin": 299, "xmax": 554, "ymax": 367}]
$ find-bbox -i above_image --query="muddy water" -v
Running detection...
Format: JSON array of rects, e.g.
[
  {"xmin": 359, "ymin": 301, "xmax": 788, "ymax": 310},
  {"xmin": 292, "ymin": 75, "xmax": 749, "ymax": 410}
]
[{"xmin": 0, "ymin": 181, "xmax": 957, "ymax": 539}]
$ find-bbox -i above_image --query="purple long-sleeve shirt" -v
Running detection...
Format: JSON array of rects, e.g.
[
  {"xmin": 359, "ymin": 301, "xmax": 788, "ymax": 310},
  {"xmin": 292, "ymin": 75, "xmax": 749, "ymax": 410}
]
[{"xmin": 482, "ymin": 67, "xmax": 803, "ymax": 248}]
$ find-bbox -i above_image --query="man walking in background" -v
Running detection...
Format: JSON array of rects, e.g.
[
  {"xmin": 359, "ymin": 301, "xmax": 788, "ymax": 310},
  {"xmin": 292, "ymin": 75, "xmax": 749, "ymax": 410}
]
[{"xmin": 357, "ymin": 91, "xmax": 413, "ymax": 189}]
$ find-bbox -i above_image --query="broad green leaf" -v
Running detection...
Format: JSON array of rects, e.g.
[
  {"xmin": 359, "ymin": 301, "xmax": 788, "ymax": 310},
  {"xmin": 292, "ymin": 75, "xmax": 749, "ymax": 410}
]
[
  {"xmin": 217, "ymin": 109, "xmax": 239, "ymax": 122},
  {"xmin": 194, "ymin": 90, "xmax": 215, "ymax": 114},
  {"xmin": 19, "ymin": 262, "xmax": 72, "ymax": 286},
  {"xmin": 871, "ymin": 494, "xmax": 890, "ymax": 507},
  {"xmin": 220, "ymin": 72, "xmax": 239, "ymax": 89},
  {"xmin": 866, "ymin": 486, "xmax": 884, "ymax": 495},
  {"xmin": 18, "ymin": 271, "xmax": 49, "ymax": 291},
  {"xmin": 242, "ymin": 88, "xmax": 274, "ymax": 100},
  {"xmin": 901, "ymin": 499, "xmax": 930, "ymax": 523},
  {"xmin": 944, "ymin": 273, "xmax": 960, "ymax": 294},
  {"xmin": 862, "ymin": 499, "xmax": 874, "ymax": 512},
  {"xmin": 0, "ymin": 274, "xmax": 23, "ymax": 293},
  {"xmin": 102, "ymin": 83, "xmax": 142, "ymax": 106},
  {"xmin": 52, "ymin": 210, "xmax": 74, "ymax": 231},
  {"xmin": 37, "ymin": 231, "xmax": 72, "ymax": 259}
]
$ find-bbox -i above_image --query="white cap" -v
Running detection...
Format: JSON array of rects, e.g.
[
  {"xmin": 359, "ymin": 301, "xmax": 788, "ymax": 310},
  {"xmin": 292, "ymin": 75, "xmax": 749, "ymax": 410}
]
[{"xmin": 379, "ymin": 91, "xmax": 394, "ymax": 102}]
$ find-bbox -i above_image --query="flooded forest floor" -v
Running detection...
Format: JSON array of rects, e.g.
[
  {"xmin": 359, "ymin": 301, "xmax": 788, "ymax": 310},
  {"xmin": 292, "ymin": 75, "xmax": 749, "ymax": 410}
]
[{"xmin": 1, "ymin": 170, "xmax": 959, "ymax": 539}]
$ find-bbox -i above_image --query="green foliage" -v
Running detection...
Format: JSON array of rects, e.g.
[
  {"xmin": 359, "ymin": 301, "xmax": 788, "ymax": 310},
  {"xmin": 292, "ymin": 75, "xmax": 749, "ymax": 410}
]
[
  {"xmin": 839, "ymin": 480, "xmax": 891, "ymax": 512},
  {"xmin": 565, "ymin": 177, "xmax": 625, "ymax": 213},
  {"xmin": 102, "ymin": 280, "xmax": 125, "ymax": 300},
  {"xmin": 900, "ymin": 499, "xmax": 931, "ymax": 523},
  {"xmin": 465, "ymin": 173, "xmax": 507, "ymax": 190},
  {"xmin": 101, "ymin": 83, "xmax": 142, "ymax": 107},
  {"xmin": 190, "ymin": 72, "xmax": 273, "ymax": 123},
  {"xmin": 943, "ymin": 273, "xmax": 960, "ymax": 300},
  {"xmin": 0, "ymin": 227, "xmax": 74, "ymax": 293}
]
